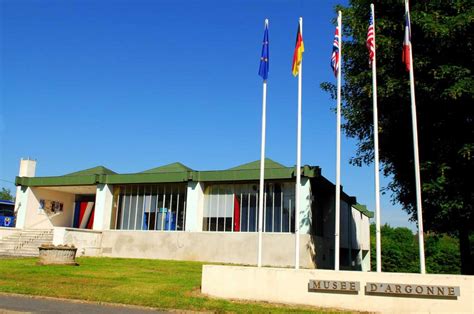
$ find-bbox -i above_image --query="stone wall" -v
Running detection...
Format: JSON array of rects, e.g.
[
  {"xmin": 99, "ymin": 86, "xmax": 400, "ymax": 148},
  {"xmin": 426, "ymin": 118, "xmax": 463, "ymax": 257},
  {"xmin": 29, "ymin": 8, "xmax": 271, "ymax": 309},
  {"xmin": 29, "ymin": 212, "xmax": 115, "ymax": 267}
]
[{"xmin": 202, "ymin": 265, "xmax": 474, "ymax": 313}]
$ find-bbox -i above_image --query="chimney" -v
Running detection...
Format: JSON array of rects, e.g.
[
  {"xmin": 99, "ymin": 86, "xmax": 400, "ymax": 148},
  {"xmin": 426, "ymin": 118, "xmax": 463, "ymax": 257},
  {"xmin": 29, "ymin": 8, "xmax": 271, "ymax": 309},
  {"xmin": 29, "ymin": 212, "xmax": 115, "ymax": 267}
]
[{"xmin": 19, "ymin": 158, "xmax": 36, "ymax": 177}]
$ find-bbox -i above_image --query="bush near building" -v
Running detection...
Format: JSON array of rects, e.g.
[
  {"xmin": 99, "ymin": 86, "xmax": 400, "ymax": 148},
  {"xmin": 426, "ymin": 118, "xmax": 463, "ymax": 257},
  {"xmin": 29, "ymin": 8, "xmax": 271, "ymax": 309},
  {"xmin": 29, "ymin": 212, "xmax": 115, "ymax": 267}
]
[{"xmin": 370, "ymin": 224, "xmax": 466, "ymax": 274}]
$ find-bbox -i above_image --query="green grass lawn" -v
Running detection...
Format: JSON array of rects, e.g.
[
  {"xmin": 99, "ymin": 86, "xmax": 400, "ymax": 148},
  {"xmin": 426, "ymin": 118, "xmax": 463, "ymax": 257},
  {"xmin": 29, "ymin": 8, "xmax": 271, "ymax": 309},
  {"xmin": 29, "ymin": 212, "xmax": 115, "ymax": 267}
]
[{"xmin": 0, "ymin": 257, "xmax": 347, "ymax": 313}]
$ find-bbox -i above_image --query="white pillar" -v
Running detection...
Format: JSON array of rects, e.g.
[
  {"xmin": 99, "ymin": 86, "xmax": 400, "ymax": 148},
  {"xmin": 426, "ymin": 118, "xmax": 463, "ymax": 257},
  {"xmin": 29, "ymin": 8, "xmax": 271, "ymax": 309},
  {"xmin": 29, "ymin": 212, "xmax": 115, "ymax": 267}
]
[
  {"xmin": 14, "ymin": 159, "xmax": 37, "ymax": 229},
  {"xmin": 185, "ymin": 181, "xmax": 205, "ymax": 231},
  {"xmin": 362, "ymin": 249, "xmax": 371, "ymax": 272},
  {"xmin": 14, "ymin": 186, "xmax": 29, "ymax": 229},
  {"xmin": 93, "ymin": 184, "xmax": 113, "ymax": 231},
  {"xmin": 298, "ymin": 177, "xmax": 312, "ymax": 234}
]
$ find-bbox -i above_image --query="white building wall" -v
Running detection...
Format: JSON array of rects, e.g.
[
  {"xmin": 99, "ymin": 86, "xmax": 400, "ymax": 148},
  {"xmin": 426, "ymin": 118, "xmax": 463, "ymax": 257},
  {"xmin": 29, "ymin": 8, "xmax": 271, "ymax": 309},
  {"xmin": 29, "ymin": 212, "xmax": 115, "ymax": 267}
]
[
  {"xmin": 101, "ymin": 231, "xmax": 315, "ymax": 268},
  {"xmin": 350, "ymin": 205, "xmax": 372, "ymax": 271},
  {"xmin": 361, "ymin": 248, "xmax": 371, "ymax": 271},
  {"xmin": 360, "ymin": 213, "xmax": 371, "ymax": 251},
  {"xmin": 350, "ymin": 207, "xmax": 371, "ymax": 251},
  {"xmin": 351, "ymin": 209, "xmax": 361, "ymax": 250},
  {"xmin": 53, "ymin": 227, "xmax": 103, "ymax": 256},
  {"xmin": 309, "ymin": 177, "xmax": 372, "ymax": 271},
  {"xmin": 23, "ymin": 188, "xmax": 75, "ymax": 229},
  {"xmin": 93, "ymin": 184, "xmax": 113, "ymax": 231},
  {"xmin": 299, "ymin": 177, "xmax": 311, "ymax": 234}
]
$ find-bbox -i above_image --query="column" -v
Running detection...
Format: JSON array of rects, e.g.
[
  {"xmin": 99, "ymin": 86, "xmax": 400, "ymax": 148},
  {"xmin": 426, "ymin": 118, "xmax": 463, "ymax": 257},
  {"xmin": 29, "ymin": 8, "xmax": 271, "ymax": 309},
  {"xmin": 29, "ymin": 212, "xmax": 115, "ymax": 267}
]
[
  {"xmin": 93, "ymin": 184, "xmax": 113, "ymax": 231},
  {"xmin": 14, "ymin": 159, "xmax": 37, "ymax": 229},
  {"xmin": 298, "ymin": 177, "xmax": 312, "ymax": 234},
  {"xmin": 185, "ymin": 181, "xmax": 205, "ymax": 231}
]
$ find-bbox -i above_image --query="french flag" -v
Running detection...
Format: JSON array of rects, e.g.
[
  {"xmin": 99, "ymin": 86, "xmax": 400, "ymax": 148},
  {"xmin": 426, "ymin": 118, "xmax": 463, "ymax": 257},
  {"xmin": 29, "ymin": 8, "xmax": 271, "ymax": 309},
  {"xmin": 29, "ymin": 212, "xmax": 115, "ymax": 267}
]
[{"xmin": 402, "ymin": 2, "xmax": 411, "ymax": 72}]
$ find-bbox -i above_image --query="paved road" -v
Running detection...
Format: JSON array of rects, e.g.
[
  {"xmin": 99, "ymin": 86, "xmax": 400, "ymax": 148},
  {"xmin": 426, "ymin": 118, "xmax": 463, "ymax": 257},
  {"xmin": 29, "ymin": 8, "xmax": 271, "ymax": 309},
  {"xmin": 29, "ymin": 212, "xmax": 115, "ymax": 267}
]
[{"xmin": 0, "ymin": 294, "xmax": 168, "ymax": 314}]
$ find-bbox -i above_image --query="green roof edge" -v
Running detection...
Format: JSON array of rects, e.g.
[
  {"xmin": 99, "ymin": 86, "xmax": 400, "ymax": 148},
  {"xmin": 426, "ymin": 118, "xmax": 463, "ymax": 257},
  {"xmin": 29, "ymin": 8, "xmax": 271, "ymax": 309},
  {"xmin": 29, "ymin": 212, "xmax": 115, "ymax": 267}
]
[
  {"xmin": 15, "ymin": 164, "xmax": 321, "ymax": 186},
  {"xmin": 140, "ymin": 162, "xmax": 193, "ymax": 174},
  {"xmin": 352, "ymin": 203, "xmax": 374, "ymax": 218},
  {"xmin": 65, "ymin": 166, "xmax": 117, "ymax": 176},
  {"xmin": 13, "ymin": 160, "xmax": 372, "ymax": 218},
  {"xmin": 15, "ymin": 175, "xmax": 99, "ymax": 187},
  {"xmin": 228, "ymin": 158, "xmax": 286, "ymax": 170}
]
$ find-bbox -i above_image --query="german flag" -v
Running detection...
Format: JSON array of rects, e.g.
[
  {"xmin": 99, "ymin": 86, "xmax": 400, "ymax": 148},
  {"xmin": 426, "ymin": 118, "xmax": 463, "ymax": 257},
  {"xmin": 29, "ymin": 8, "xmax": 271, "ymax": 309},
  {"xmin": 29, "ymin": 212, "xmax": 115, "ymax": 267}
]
[{"xmin": 292, "ymin": 24, "xmax": 304, "ymax": 76}]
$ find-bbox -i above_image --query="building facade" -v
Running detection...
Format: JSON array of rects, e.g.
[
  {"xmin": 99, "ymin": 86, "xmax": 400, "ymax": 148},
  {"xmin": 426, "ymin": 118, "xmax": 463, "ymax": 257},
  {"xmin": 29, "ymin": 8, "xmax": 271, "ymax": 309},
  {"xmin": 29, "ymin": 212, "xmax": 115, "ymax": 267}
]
[{"xmin": 11, "ymin": 158, "xmax": 372, "ymax": 270}]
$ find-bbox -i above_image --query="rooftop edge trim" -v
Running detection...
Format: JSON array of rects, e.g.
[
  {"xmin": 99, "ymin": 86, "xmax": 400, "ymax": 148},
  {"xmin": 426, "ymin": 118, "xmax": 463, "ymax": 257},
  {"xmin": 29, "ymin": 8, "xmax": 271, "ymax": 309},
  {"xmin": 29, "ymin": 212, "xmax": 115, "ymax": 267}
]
[
  {"xmin": 15, "ymin": 165, "xmax": 320, "ymax": 186},
  {"xmin": 352, "ymin": 203, "xmax": 374, "ymax": 218},
  {"xmin": 15, "ymin": 175, "xmax": 98, "ymax": 187}
]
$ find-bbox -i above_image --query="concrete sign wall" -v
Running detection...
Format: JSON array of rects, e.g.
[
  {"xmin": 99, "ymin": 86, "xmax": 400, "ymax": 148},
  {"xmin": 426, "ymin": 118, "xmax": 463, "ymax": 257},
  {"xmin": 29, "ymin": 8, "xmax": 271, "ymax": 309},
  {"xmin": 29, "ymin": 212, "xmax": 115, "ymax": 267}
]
[{"xmin": 202, "ymin": 265, "xmax": 473, "ymax": 313}]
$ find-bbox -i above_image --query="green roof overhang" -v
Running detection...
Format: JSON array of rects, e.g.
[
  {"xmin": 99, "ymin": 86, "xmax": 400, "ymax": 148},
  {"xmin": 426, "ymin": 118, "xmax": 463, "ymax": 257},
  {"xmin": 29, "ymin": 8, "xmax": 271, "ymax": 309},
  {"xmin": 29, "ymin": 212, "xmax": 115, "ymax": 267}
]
[
  {"xmin": 104, "ymin": 172, "xmax": 190, "ymax": 184},
  {"xmin": 16, "ymin": 166, "xmax": 320, "ymax": 186},
  {"xmin": 15, "ymin": 175, "xmax": 98, "ymax": 187},
  {"xmin": 352, "ymin": 203, "xmax": 374, "ymax": 218},
  {"xmin": 14, "ymin": 160, "xmax": 321, "ymax": 187},
  {"xmin": 13, "ymin": 159, "xmax": 371, "ymax": 217},
  {"xmin": 193, "ymin": 168, "xmax": 292, "ymax": 182},
  {"xmin": 193, "ymin": 165, "xmax": 319, "ymax": 182}
]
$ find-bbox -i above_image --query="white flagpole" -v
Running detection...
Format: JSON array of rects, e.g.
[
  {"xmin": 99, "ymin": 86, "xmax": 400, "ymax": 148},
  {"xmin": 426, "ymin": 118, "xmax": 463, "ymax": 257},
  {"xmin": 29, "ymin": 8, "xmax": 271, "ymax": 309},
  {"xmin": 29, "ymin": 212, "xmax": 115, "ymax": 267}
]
[
  {"xmin": 405, "ymin": 0, "xmax": 426, "ymax": 274},
  {"xmin": 334, "ymin": 11, "xmax": 342, "ymax": 271},
  {"xmin": 370, "ymin": 3, "xmax": 382, "ymax": 273},
  {"xmin": 295, "ymin": 16, "xmax": 303, "ymax": 270},
  {"xmin": 257, "ymin": 19, "xmax": 269, "ymax": 268}
]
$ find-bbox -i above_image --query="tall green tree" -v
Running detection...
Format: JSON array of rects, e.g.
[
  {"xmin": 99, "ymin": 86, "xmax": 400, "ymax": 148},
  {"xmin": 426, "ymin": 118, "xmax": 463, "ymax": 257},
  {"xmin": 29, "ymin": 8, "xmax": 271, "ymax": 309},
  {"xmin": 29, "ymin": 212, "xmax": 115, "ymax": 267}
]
[
  {"xmin": 0, "ymin": 187, "xmax": 14, "ymax": 201},
  {"xmin": 324, "ymin": 0, "xmax": 473, "ymax": 273}
]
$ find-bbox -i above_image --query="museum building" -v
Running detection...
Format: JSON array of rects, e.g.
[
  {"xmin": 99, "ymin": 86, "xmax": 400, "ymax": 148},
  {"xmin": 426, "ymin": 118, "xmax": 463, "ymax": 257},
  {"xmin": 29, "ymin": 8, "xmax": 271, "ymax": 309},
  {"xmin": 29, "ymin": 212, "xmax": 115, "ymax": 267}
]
[{"xmin": 11, "ymin": 158, "xmax": 372, "ymax": 270}]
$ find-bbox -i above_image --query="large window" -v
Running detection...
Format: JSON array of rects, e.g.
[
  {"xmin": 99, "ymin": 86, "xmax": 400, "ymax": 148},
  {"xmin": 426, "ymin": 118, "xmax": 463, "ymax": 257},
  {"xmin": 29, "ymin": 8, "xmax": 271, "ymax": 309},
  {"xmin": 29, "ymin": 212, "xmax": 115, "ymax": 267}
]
[
  {"xmin": 113, "ymin": 184, "xmax": 186, "ymax": 231},
  {"xmin": 203, "ymin": 182, "xmax": 295, "ymax": 233}
]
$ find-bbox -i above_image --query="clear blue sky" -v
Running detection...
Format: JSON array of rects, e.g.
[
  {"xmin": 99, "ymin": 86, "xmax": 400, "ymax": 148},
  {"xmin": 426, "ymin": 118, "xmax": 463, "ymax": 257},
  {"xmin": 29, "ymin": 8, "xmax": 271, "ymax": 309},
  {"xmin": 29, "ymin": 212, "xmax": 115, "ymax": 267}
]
[{"xmin": 0, "ymin": 0, "xmax": 415, "ymax": 230}]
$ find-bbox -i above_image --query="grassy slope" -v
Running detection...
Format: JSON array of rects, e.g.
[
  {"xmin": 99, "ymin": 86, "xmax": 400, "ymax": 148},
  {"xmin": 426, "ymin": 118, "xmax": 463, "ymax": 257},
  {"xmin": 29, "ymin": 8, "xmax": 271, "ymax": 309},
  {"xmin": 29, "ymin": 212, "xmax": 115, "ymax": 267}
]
[{"xmin": 0, "ymin": 257, "xmax": 345, "ymax": 313}]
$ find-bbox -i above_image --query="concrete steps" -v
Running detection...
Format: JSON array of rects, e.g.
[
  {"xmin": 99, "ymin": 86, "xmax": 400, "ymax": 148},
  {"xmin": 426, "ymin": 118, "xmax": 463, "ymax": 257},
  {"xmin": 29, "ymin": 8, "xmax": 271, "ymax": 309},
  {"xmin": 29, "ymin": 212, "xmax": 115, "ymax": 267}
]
[{"xmin": 0, "ymin": 229, "xmax": 53, "ymax": 257}]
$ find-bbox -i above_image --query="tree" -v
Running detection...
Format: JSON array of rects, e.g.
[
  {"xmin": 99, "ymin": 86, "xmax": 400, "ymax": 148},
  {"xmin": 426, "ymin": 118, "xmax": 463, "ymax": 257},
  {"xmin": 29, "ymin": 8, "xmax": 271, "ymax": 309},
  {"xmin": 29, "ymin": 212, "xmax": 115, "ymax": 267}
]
[
  {"xmin": 425, "ymin": 233, "xmax": 461, "ymax": 274},
  {"xmin": 324, "ymin": 0, "xmax": 473, "ymax": 274},
  {"xmin": 370, "ymin": 224, "xmax": 461, "ymax": 274},
  {"xmin": 370, "ymin": 224, "xmax": 419, "ymax": 273},
  {"xmin": 0, "ymin": 187, "xmax": 14, "ymax": 201}
]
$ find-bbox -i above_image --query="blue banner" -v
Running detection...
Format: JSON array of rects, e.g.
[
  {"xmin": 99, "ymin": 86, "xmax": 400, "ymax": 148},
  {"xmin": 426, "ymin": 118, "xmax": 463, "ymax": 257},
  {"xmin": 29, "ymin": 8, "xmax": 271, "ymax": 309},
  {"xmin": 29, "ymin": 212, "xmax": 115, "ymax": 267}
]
[{"xmin": 0, "ymin": 216, "xmax": 14, "ymax": 227}]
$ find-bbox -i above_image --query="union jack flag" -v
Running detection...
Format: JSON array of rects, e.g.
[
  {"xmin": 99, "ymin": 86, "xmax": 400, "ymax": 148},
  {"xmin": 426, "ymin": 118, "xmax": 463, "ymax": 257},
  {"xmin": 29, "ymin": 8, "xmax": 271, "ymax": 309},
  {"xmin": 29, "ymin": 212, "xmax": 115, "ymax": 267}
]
[
  {"xmin": 330, "ymin": 26, "xmax": 340, "ymax": 77},
  {"xmin": 367, "ymin": 10, "xmax": 375, "ymax": 66}
]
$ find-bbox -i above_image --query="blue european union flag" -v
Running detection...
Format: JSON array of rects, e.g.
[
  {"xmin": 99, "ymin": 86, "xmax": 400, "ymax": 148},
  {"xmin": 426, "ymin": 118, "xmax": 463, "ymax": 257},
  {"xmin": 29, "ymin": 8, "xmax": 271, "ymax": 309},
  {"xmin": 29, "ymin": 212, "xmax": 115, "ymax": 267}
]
[{"xmin": 258, "ymin": 22, "xmax": 269, "ymax": 80}]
